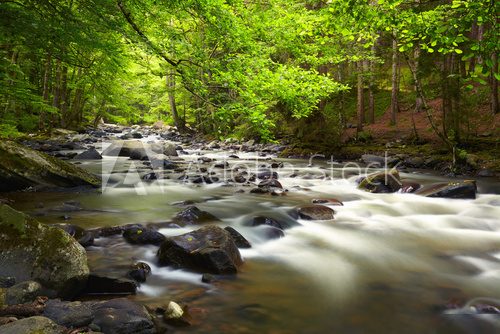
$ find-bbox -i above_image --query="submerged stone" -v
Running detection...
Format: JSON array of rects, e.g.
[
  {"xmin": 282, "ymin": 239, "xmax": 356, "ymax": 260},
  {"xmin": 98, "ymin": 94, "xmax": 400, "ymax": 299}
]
[{"xmin": 415, "ymin": 180, "xmax": 477, "ymax": 199}]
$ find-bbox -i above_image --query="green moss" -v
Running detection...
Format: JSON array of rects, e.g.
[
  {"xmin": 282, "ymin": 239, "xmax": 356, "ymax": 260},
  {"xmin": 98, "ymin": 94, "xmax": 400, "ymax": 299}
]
[{"xmin": 0, "ymin": 204, "xmax": 28, "ymax": 234}]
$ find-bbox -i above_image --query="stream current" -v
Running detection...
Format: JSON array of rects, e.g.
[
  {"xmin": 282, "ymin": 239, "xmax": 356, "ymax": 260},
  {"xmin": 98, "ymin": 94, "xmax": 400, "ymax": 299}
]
[{"xmin": 4, "ymin": 136, "xmax": 500, "ymax": 334}]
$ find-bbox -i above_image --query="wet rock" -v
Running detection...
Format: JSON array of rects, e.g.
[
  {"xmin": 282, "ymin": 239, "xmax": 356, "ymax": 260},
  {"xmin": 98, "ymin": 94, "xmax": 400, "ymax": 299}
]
[
  {"xmin": 400, "ymin": 181, "xmax": 422, "ymax": 193},
  {"xmin": 295, "ymin": 205, "xmax": 335, "ymax": 220},
  {"xmin": 131, "ymin": 132, "xmax": 143, "ymax": 139},
  {"xmin": 0, "ymin": 316, "xmax": 65, "ymax": 334},
  {"xmin": 404, "ymin": 156, "xmax": 425, "ymax": 168},
  {"xmin": 357, "ymin": 169, "xmax": 402, "ymax": 193},
  {"xmin": 172, "ymin": 206, "xmax": 220, "ymax": 226},
  {"xmin": 123, "ymin": 226, "xmax": 165, "ymax": 245},
  {"xmin": 0, "ymin": 140, "xmax": 101, "ymax": 191},
  {"xmin": 257, "ymin": 179, "xmax": 283, "ymax": 189},
  {"xmin": 415, "ymin": 181, "xmax": 477, "ymax": 199},
  {"xmin": 311, "ymin": 198, "xmax": 343, "ymax": 206},
  {"xmin": 74, "ymin": 148, "xmax": 102, "ymax": 160},
  {"xmin": 262, "ymin": 227, "xmax": 285, "ymax": 239},
  {"xmin": 150, "ymin": 158, "xmax": 176, "ymax": 170},
  {"xmin": 91, "ymin": 298, "xmax": 155, "ymax": 334},
  {"xmin": 0, "ymin": 277, "xmax": 15, "ymax": 289},
  {"xmin": 157, "ymin": 225, "xmax": 243, "ymax": 274},
  {"xmin": 163, "ymin": 301, "xmax": 191, "ymax": 326},
  {"xmin": 198, "ymin": 156, "xmax": 213, "ymax": 163},
  {"xmin": 201, "ymin": 273, "xmax": 216, "ymax": 283},
  {"xmin": 129, "ymin": 148, "xmax": 148, "ymax": 160},
  {"xmin": 224, "ymin": 227, "xmax": 252, "ymax": 248},
  {"xmin": 127, "ymin": 262, "xmax": 152, "ymax": 283},
  {"xmin": 192, "ymin": 175, "xmax": 218, "ymax": 184},
  {"xmin": 0, "ymin": 205, "xmax": 89, "ymax": 298},
  {"xmin": 53, "ymin": 223, "xmax": 94, "ymax": 247},
  {"xmin": 229, "ymin": 154, "xmax": 239, "ymax": 159},
  {"xmin": 82, "ymin": 274, "xmax": 137, "ymax": 295},
  {"xmin": 43, "ymin": 299, "xmax": 93, "ymax": 328},
  {"xmin": 214, "ymin": 161, "xmax": 229, "ymax": 169},
  {"xmin": 5, "ymin": 281, "xmax": 43, "ymax": 305},
  {"xmin": 257, "ymin": 170, "xmax": 278, "ymax": 180},
  {"xmin": 142, "ymin": 172, "xmax": 158, "ymax": 181},
  {"xmin": 251, "ymin": 216, "xmax": 285, "ymax": 229}
]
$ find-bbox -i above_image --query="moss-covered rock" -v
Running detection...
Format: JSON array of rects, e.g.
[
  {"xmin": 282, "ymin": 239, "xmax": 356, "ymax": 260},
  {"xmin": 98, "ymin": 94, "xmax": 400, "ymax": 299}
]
[
  {"xmin": 0, "ymin": 140, "xmax": 100, "ymax": 192},
  {"xmin": 358, "ymin": 169, "xmax": 402, "ymax": 193},
  {"xmin": 0, "ymin": 204, "xmax": 89, "ymax": 298}
]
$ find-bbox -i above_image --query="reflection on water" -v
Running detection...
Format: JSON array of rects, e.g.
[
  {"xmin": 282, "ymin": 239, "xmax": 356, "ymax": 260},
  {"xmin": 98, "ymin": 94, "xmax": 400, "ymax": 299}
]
[{"xmin": 4, "ymin": 147, "xmax": 500, "ymax": 334}]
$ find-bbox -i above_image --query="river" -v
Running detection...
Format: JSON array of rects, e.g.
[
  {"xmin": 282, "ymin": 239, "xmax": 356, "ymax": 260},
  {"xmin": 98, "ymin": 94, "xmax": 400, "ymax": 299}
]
[{"xmin": 4, "ymin": 135, "xmax": 500, "ymax": 333}]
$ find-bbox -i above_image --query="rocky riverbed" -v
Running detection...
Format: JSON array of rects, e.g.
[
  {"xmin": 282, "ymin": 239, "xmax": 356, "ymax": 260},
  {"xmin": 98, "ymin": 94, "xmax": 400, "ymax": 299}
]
[{"xmin": 1, "ymin": 124, "xmax": 500, "ymax": 333}]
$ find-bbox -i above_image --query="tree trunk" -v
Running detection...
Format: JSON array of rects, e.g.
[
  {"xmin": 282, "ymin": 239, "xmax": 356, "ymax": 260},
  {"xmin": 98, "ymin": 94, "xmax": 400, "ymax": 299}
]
[
  {"xmin": 40, "ymin": 53, "xmax": 52, "ymax": 130},
  {"xmin": 167, "ymin": 70, "xmax": 184, "ymax": 130},
  {"xmin": 52, "ymin": 59, "xmax": 62, "ymax": 110},
  {"xmin": 356, "ymin": 61, "xmax": 364, "ymax": 133},
  {"xmin": 442, "ymin": 54, "xmax": 452, "ymax": 137},
  {"xmin": 414, "ymin": 47, "xmax": 424, "ymax": 112},
  {"xmin": 491, "ymin": 52, "xmax": 499, "ymax": 115},
  {"xmin": 60, "ymin": 65, "xmax": 68, "ymax": 128},
  {"xmin": 367, "ymin": 47, "xmax": 375, "ymax": 124},
  {"xmin": 390, "ymin": 38, "xmax": 399, "ymax": 125}
]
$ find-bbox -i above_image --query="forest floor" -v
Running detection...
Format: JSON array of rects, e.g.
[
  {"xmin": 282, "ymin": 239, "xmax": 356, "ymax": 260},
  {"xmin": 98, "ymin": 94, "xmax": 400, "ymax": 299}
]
[{"xmin": 339, "ymin": 97, "xmax": 500, "ymax": 174}]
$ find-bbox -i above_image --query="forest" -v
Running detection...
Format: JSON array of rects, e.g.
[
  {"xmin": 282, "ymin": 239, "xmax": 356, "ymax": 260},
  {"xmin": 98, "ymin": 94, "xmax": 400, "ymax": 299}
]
[
  {"xmin": 1, "ymin": 0, "xmax": 498, "ymax": 157},
  {"xmin": 0, "ymin": 1, "xmax": 500, "ymax": 334}
]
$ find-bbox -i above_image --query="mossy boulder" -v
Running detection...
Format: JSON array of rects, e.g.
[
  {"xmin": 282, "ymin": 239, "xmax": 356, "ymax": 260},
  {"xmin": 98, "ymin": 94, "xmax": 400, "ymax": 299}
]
[
  {"xmin": 0, "ymin": 140, "xmax": 101, "ymax": 191},
  {"xmin": 0, "ymin": 204, "xmax": 89, "ymax": 298},
  {"xmin": 0, "ymin": 316, "xmax": 66, "ymax": 334},
  {"xmin": 358, "ymin": 169, "xmax": 402, "ymax": 193}
]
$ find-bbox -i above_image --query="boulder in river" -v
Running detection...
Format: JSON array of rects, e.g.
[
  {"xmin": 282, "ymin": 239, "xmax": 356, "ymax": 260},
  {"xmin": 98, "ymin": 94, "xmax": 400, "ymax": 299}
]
[
  {"xmin": 0, "ymin": 140, "xmax": 101, "ymax": 191},
  {"xmin": 0, "ymin": 204, "xmax": 89, "ymax": 298},
  {"xmin": 73, "ymin": 148, "xmax": 102, "ymax": 160},
  {"xmin": 43, "ymin": 299, "xmax": 94, "ymax": 328},
  {"xmin": 157, "ymin": 225, "xmax": 243, "ymax": 274},
  {"xmin": 224, "ymin": 226, "xmax": 252, "ymax": 248},
  {"xmin": 122, "ymin": 226, "xmax": 166, "ymax": 245},
  {"xmin": 415, "ymin": 180, "xmax": 477, "ymax": 199},
  {"xmin": 172, "ymin": 206, "xmax": 221, "ymax": 226},
  {"xmin": 127, "ymin": 262, "xmax": 152, "ymax": 283},
  {"xmin": 90, "ymin": 298, "xmax": 155, "ymax": 334},
  {"xmin": 295, "ymin": 205, "xmax": 335, "ymax": 220},
  {"xmin": 357, "ymin": 169, "xmax": 402, "ymax": 193},
  {"xmin": 82, "ymin": 274, "xmax": 137, "ymax": 296}
]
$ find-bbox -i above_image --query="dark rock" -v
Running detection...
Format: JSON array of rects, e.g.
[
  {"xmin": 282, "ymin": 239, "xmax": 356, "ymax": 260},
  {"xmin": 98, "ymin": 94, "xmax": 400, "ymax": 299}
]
[
  {"xmin": 43, "ymin": 299, "xmax": 93, "ymax": 328},
  {"xmin": 250, "ymin": 187, "xmax": 270, "ymax": 194},
  {"xmin": 0, "ymin": 277, "xmax": 15, "ymax": 288},
  {"xmin": 127, "ymin": 262, "xmax": 151, "ymax": 283},
  {"xmin": 271, "ymin": 162, "xmax": 284, "ymax": 168},
  {"xmin": 130, "ymin": 148, "xmax": 148, "ymax": 160},
  {"xmin": 102, "ymin": 140, "xmax": 145, "ymax": 157},
  {"xmin": 214, "ymin": 161, "xmax": 229, "ymax": 168},
  {"xmin": 400, "ymin": 181, "xmax": 422, "ymax": 193},
  {"xmin": 5, "ymin": 281, "xmax": 43, "ymax": 305},
  {"xmin": 0, "ymin": 205, "xmax": 89, "ymax": 298},
  {"xmin": 262, "ymin": 227, "xmax": 285, "ymax": 239},
  {"xmin": 53, "ymin": 224, "xmax": 94, "ymax": 247},
  {"xmin": 123, "ymin": 226, "xmax": 165, "ymax": 245},
  {"xmin": 82, "ymin": 274, "xmax": 137, "ymax": 295},
  {"xmin": 157, "ymin": 225, "xmax": 243, "ymax": 274},
  {"xmin": 404, "ymin": 156, "xmax": 425, "ymax": 168},
  {"xmin": 0, "ymin": 140, "xmax": 101, "ymax": 191},
  {"xmin": 192, "ymin": 175, "xmax": 218, "ymax": 184},
  {"xmin": 358, "ymin": 169, "xmax": 402, "ymax": 193},
  {"xmin": 415, "ymin": 181, "xmax": 477, "ymax": 199},
  {"xmin": 311, "ymin": 198, "xmax": 343, "ymax": 206},
  {"xmin": 201, "ymin": 273, "xmax": 216, "ymax": 283},
  {"xmin": 0, "ymin": 316, "xmax": 65, "ymax": 334},
  {"xmin": 74, "ymin": 148, "xmax": 102, "ymax": 160},
  {"xmin": 172, "ymin": 206, "xmax": 220, "ymax": 226},
  {"xmin": 251, "ymin": 216, "xmax": 286, "ymax": 229},
  {"xmin": 131, "ymin": 132, "xmax": 143, "ymax": 139},
  {"xmin": 150, "ymin": 158, "xmax": 176, "ymax": 170},
  {"xmin": 257, "ymin": 170, "xmax": 278, "ymax": 180},
  {"xmin": 296, "ymin": 205, "xmax": 335, "ymax": 220},
  {"xmin": 257, "ymin": 179, "xmax": 283, "ymax": 189},
  {"xmin": 94, "ymin": 225, "xmax": 126, "ymax": 237},
  {"xmin": 224, "ymin": 227, "xmax": 252, "ymax": 248},
  {"xmin": 91, "ymin": 298, "xmax": 155, "ymax": 334},
  {"xmin": 229, "ymin": 154, "xmax": 239, "ymax": 159},
  {"xmin": 198, "ymin": 157, "xmax": 213, "ymax": 163},
  {"xmin": 142, "ymin": 172, "xmax": 158, "ymax": 181}
]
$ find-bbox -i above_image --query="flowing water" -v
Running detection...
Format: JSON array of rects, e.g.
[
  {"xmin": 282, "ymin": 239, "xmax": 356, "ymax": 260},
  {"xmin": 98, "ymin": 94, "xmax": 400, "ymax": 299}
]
[{"xmin": 4, "ymin": 137, "xmax": 500, "ymax": 334}]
